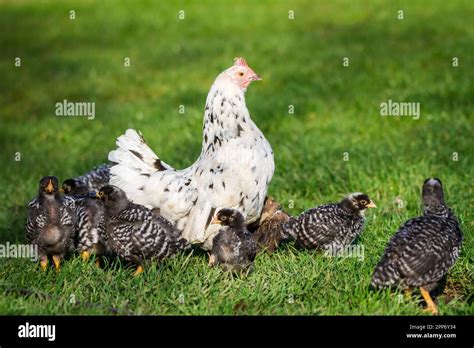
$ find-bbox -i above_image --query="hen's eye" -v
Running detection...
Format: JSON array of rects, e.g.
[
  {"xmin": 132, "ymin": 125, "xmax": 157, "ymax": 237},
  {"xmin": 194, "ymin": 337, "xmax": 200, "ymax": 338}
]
[{"xmin": 238, "ymin": 72, "xmax": 244, "ymax": 76}]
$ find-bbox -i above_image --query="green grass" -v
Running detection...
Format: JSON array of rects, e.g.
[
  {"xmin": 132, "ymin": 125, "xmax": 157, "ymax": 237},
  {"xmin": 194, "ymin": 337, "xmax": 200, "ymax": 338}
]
[{"xmin": 0, "ymin": 0, "xmax": 472, "ymax": 315}]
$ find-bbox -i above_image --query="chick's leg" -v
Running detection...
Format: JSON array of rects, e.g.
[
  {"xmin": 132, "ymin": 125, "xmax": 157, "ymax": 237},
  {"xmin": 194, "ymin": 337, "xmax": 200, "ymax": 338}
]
[
  {"xmin": 52, "ymin": 255, "xmax": 61, "ymax": 272},
  {"xmin": 81, "ymin": 250, "xmax": 90, "ymax": 262},
  {"xmin": 133, "ymin": 265, "xmax": 144, "ymax": 277},
  {"xmin": 420, "ymin": 287, "xmax": 438, "ymax": 315},
  {"xmin": 40, "ymin": 256, "xmax": 48, "ymax": 272},
  {"xmin": 208, "ymin": 252, "xmax": 217, "ymax": 267},
  {"xmin": 404, "ymin": 288, "xmax": 413, "ymax": 299}
]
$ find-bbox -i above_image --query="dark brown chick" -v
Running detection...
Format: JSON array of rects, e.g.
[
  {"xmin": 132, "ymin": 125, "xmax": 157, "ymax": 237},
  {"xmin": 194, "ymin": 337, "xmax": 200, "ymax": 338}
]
[{"xmin": 251, "ymin": 197, "xmax": 291, "ymax": 253}]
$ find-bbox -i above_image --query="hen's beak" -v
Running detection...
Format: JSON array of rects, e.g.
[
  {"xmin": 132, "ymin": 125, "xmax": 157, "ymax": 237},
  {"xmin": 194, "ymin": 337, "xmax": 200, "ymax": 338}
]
[
  {"xmin": 367, "ymin": 201, "xmax": 377, "ymax": 208},
  {"xmin": 211, "ymin": 217, "xmax": 221, "ymax": 225},
  {"xmin": 45, "ymin": 179, "xmax": 54, "ymax": 193}
]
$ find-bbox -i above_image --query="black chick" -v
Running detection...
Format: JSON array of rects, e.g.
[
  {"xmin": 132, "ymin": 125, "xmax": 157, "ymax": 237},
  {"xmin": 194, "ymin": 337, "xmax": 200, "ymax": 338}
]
[
  {"xmin": 251, "ymin": 197, "xmax": 291, "ymax": 253},
  {"xmin": 209, "ymin": 208, "xmax": 257, "ymax": 273},
  {"xmin": 61, "ymin": 179, "xmax": 90, "ymax": 196},
  {"xmin": 283, "ymin": 193, "xmax": 376, "ymax": 253},
  {"xmin": 61, "ymin": 163, "xmax": 111, "ymax": 195},
  {"xmin": 26, "ymin": 176, "xmax": 76, "ymax": 271},
  {"xmin": 371, "ymin": 178, "xmax": 463, "ymax": 315},
  {"xmin": 96, "ymin": 185, "xmax": 187, "ymax": 276}
]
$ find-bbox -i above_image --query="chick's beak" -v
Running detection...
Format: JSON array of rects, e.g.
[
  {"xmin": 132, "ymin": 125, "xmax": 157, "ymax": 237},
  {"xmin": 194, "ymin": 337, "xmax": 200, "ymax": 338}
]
[
  {"xmin": 366, "ymin": 201, "xmax": 377, "ymax": 208},
  {"xmin": 211, "ymin": 217, "xmax": 221, "ymax": 225},
  {"xmin": 45, "ymin": 179, "xmax": 54, "ymax": 193},
  {"xmin": 59, "ymin": 188, "xmax": 65, "ymax": 193},
  {"xmin": 95, "ymin": 192, "xmax": 102, "ymax": 199},
  {"xmin": 251, "ymin": 73, "xmax": 262, "ymax": 81}
]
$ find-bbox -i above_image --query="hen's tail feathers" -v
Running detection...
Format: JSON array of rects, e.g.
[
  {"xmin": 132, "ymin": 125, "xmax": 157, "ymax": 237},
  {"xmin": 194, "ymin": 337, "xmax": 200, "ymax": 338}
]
[
  {"xmin": 107, "ymin": 129, "xmax": 174, "ymax": 199},
  {"xmin": 108, "ymin": 129, "xmax": 172, "ymax": 174}
]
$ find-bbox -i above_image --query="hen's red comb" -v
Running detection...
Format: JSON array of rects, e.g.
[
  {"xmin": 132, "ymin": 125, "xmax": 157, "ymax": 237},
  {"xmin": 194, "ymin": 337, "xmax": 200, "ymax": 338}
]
[{"xmin": 233, "ymin": 57, "xmax": 248, "ymax": 67}]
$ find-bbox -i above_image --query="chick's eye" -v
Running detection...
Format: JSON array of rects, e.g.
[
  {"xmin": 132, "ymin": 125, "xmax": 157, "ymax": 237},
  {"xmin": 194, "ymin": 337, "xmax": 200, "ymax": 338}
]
[
  {"xmin": 221, "ymin": 216, "xmax": 227, "ymax": 221},
  {"xmin": 360, "ymin": 200, "xmax": 367, "ymax": 205}
]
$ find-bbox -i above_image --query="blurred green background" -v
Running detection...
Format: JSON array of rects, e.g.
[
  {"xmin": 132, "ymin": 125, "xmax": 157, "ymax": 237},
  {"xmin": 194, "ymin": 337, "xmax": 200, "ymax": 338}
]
[{"xmin": 0, "ymin": 0, "xmax": 472, "ymax": 315}]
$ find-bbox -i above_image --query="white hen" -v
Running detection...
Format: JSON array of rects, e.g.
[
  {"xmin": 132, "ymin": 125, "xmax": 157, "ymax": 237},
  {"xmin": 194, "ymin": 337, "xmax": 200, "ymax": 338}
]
[{"xmin": 108, "ymin": 57, "xmax": 274, "ymax": 250}]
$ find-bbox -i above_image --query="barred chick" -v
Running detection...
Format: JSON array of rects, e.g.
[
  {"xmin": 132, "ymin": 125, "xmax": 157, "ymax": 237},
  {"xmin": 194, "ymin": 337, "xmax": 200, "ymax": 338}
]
[
  {"xmin": 62, "ymin": 163, "xmax": 111, "ymax": 195},
  {"xmin": 209, "ymin": 208, "xmax": 257, "ymax": 273},
  {"xmin": 70, "ymin": 194, "xmax": 108, "ymax": 261},
  {"xmin": 251, "ymin": 197, "xmax": 291, "ymax": 253},
  {"xmin": 96, "ymin": 185, "xmax": 188, "ymax": 275},
  {"xmin": 371, "ymin": 178, "xmax": 463, "ymax": 315},
  {"xmin": 283, "ymin": 193, "xmax": 376, "ymax": 252},
  {"xmin": 61, "ymin": 185, "xmax": 109, "ymax": 261},
  {"xmin": 26, "ymin": 176, "xmax": 76, "ymax": 271}
]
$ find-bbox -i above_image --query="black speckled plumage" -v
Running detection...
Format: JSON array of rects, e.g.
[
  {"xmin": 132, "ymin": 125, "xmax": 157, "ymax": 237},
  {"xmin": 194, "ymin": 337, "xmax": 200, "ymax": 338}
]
[
  {"xmin": 96, "ymin": 185, "xmax": 187, "ymax": 272},
  {"xmin": 62, "ymin": 163, "xmax": 111, "ymax": 195},
  {"xmin": 251, "ymin": 197, "xmax": 291, "ymax": 253},
  {"xmin": 26, "ymin": 176, "xmax": 76, "ymax": 270},
  {"xmin": 283, "ymin": 193, "xmax": 375, "ymax": 252},
  {"xmin": 210, "ymin": 208, "xmax": 257, "ymax": 272},
  {"xmin": 371, "ymin": 178, "xmax": 463, "ymax": 294}
]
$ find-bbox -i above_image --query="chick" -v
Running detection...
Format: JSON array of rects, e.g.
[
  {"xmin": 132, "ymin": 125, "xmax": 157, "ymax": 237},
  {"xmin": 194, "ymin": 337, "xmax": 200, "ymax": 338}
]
[
  {"xmin": 283, "ymin": 193, "xmax": 376, "ymax": 253},
  {"xmin": 26, "ymin": 176, "xmax": 76, "ymax": 271},
  {"xmin": 95, "ymin": 185, "xmax": 187, "ymax": 276},
  {"xmin": 209, "ymin": 208, "xmax": 257, "ymax": 273},
  {"xmin": 61, "ymin": 163, "xmax": 111, "ymax": 195},
  {"xmin": 371, "ymin": 178, "xmax": 463, "ymax": 315},
  {"xmin": 61, "ymin": 178, "xmax": 90, "ymax": 196},
  {"xmin": 251, "ymin": 197, "xmax": 291, "ymax": 253},
  {"xmin": 61, "ymin": 181, "xmax": 108, "ymax": 262},
  {"xmin": 70, "ymin": 193, "xmax": 108, "ymax": 262}
]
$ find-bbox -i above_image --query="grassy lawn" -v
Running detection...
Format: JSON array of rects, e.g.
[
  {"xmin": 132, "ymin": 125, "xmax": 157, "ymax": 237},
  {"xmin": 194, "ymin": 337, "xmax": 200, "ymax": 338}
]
[{"xmin": 0, "ymin": 0, "xmax": 472, "ymax": 315}]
